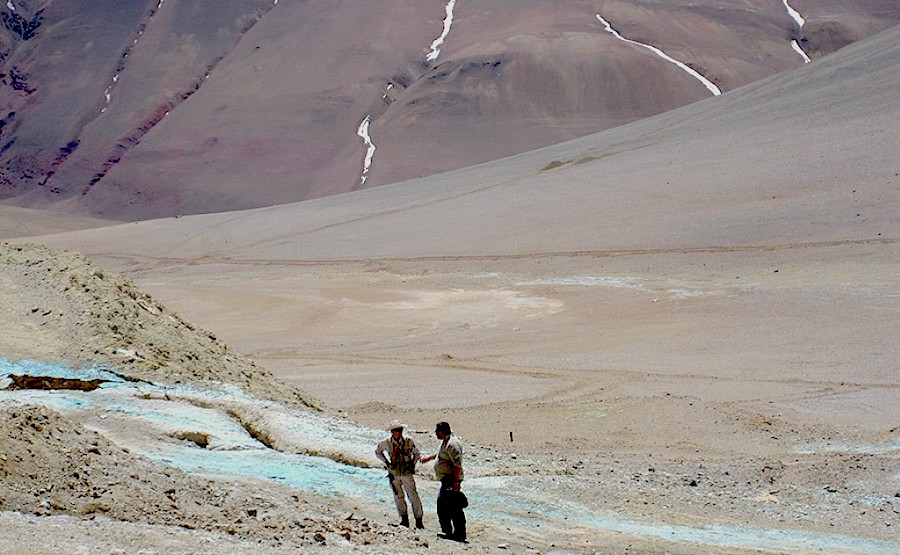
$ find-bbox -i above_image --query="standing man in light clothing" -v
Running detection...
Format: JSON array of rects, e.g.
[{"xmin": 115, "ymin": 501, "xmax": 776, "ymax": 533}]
[
  {"xmin": 422, "ymin": 421, "xmax": 466, "ymax": 542},
  {"xmin": 375, "ymin": 420, "xmax": 424, "ymax": 529}
]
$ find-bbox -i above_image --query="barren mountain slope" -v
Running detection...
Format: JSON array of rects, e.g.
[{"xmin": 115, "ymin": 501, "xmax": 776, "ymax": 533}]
[
  {"xmin": 0, "ymin": 0, "xmax": 278, "ymax": 209},
  {"xmin": 30, "ymin": 21, "xmax": 900, "ymax": 262},
  {"xmin": 1, "ymin": 1, "xmax": 898, "ymax": 220}
]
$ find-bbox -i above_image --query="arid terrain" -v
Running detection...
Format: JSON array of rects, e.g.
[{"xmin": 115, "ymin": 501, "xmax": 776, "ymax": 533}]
[
  {"xmin": 3, "ymin": 0, "xmax": 900, "ymax": 220},
  {"xmin": 2, "ymin": 3, "xmax": 900, "ymax": 555}
]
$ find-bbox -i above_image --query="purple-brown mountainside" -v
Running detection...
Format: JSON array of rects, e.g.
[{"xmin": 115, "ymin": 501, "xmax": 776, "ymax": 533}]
[{"xmin": 1, "ymin": 0, "xmax": 898, "ymax": 220}]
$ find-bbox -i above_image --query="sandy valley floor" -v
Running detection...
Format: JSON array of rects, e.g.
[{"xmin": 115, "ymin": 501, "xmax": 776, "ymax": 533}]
[
  {"xmin": 55, "ymin": 238, "xmax": 899, "ymax": 553},
  {"xmin": 3, "ymin": 239, "xmax": 899, "ymax": 553},
  {"xmin": 125, "ymin": 243, "xmax": 900, "ymax": 460}
]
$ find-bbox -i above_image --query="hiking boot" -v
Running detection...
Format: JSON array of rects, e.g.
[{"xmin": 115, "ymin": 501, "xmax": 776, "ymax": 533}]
[
  {"xmin": 415, "ymin": 517, "xmax": 424, "ymax": 529},
  {"xmin": 399, "ymin": 515, "xmax": 410, "ymax": 527}
]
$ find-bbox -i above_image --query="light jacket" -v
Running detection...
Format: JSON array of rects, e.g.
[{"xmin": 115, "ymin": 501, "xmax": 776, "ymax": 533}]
[{"xmin": 434, "ymin": 435, "xmax": 464, "ymax": 482}]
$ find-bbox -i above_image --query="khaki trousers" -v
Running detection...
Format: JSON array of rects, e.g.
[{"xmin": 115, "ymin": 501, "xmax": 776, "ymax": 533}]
[{"xmin": 390, "ymin": 474, "xmax": 423, "ymax": 519}]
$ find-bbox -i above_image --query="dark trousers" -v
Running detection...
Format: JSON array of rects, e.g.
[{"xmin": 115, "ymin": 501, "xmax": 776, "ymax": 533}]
[{"xmin": 437, "ymin": 477, "xmax": 466, "ymax": 539}]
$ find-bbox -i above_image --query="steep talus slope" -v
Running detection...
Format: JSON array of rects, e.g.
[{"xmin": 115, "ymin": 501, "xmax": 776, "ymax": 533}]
[
  {"xmin": 1, "ymin": 1, "xmax": 898, "ymax": 221},
  {"xmin": 0, "ymin": 0, "xmax": 278, "ymax": 209},
  {"xmin": 55, "ymin": 0, "xmax": 450, "ymax": 219}
]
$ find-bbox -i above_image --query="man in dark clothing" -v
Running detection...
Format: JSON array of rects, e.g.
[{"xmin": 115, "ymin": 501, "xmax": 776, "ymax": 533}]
[{"xmin": 422, "ymin": 421, "xmax": 467, "ymax": 542}]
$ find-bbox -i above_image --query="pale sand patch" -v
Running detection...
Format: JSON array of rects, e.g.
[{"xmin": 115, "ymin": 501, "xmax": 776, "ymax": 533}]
[{"xmin": 262, "ymin": 360, "xmax": 567, "ymax": 411}]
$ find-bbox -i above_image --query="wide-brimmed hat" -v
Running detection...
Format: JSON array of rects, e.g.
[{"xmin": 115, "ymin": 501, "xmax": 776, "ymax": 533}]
[{"xmin": 387, "ymin": 419, "xmax": 406, "ymax": 431}]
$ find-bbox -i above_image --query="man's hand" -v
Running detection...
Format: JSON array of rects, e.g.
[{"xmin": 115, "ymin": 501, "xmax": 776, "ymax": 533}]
[{"xmin": 422, "ymin": 454, "xmax": 435, "ymax": 463}]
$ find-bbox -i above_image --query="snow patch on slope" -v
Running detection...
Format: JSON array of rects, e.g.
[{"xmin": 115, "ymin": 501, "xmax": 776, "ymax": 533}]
[
  {"xmin": 357, "ymin": 115, "xmax": 376, "ymax": 185},
  {"xmin": 791, "ymin": 40, "xmax": 811, "ymax": 63},
  {"xmin": 427, "ymin": 0, "xmax": 457, "ymax": 62},
  {"xmin": 783, "ymin": 0, "xmax": 810, "ymax": 63},
  {"xmin": 101, "ymin": 0, "xmax": 170, "ymax": 114},
  {"xmin": 782, "ymin": 0, "xmax": 805, "ymax": 27},
  {"xmin": 596, "ymin": 14, "xmax": 721, "ymax": 96}
]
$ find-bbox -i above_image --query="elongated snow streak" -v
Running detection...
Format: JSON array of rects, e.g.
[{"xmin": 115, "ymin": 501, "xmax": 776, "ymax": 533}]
[
  {"xmin": 791, "ymin": 40, "xmax": 811, "ymax": 63},
  {"xmin": 101, "ymin": 73, "xmax": 121, "ymax": 113},
  {"xmin": 782, "ymin": 0, "xmax": 805, "ymax": 27},
  {"xmin": 357, "ymin": 115, "xmax": 376, "ymax": 185},
  {"xmin": 102, "ymin": 4, "xmax": 159, "ymax": 115},
  {"xmin": 427, "ymin": 0, "xmax": 457, "ymax": 62},
  {"xmin": 596, "ymin": 14, "xmax": 721, "ymax": 96},
  {"xmin": 782, "ymin": 0, "xmax": 810, "ymax": 63}
]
